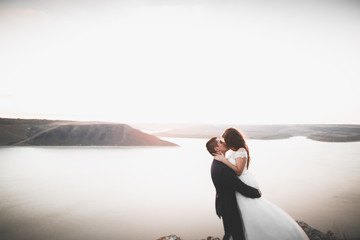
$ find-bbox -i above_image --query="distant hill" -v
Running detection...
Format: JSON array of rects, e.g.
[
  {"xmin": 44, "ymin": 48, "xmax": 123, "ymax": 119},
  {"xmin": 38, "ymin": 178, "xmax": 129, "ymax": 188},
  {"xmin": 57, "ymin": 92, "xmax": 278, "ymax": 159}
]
[
  {"xmin": 132, "ymin": 123, "xmax": 360, "ymax": 142},
  {"xmin": 0, "ymin": 118, "xmax": 177, "ymax": 146}
]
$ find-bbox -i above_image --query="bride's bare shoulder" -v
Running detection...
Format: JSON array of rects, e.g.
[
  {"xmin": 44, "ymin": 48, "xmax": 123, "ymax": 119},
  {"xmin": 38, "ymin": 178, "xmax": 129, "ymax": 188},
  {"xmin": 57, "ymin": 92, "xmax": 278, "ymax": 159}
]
[{"xmin": 237, "ymin": 148, "xmax": 246, "ymax": 152}]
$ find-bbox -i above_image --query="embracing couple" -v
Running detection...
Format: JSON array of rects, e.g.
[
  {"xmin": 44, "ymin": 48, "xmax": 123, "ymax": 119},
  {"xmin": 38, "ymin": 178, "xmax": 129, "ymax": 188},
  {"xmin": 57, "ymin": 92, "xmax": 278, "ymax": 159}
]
[{"xmin": 206, "ymin": 128, "xmax": 309, "ymax": 240}]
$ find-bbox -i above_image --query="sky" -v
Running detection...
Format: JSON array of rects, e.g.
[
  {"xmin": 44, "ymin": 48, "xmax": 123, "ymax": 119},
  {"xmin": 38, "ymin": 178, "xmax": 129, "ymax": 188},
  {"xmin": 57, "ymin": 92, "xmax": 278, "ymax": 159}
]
[{"xmin": 1, "ymin": 0, "xmax": 359, "ymax": 125}]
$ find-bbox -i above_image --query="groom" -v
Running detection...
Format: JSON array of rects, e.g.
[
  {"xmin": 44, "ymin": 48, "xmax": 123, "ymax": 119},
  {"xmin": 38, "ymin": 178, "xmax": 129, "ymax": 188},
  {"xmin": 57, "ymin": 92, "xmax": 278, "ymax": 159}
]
[{"xmin": 206, "ymin": 137, "xmax": 261, "ymax": 240}]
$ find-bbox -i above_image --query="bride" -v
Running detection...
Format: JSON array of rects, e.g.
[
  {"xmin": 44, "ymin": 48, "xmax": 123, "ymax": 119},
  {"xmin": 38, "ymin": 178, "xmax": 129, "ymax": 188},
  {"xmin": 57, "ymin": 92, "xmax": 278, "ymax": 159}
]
[{"xmin": 215, "ymin": 128, "xmax": 309, "ymax": 240}]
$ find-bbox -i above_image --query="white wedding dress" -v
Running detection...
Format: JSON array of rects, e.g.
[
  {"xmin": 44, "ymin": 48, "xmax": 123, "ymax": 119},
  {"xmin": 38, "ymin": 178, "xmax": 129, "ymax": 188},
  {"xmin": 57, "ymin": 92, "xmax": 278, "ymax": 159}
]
[{"xmin": 227, "ymin": 149, "xmax": 309, "ymax": 240}]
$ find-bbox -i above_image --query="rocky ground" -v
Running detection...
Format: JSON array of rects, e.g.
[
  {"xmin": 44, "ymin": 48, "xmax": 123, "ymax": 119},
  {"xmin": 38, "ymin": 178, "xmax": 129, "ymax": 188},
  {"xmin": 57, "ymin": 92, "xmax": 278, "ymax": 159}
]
[{"xmin": 156, "ymin": 221, "xmax": 339, "ymax": 240}]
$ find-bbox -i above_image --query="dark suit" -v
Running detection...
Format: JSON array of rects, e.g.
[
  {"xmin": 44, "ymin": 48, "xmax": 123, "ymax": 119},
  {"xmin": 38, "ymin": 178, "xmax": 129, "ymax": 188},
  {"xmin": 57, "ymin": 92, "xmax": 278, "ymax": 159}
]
[{"xmin": 211, "ymin": 159, "xmax": 261, "ymax": 240}]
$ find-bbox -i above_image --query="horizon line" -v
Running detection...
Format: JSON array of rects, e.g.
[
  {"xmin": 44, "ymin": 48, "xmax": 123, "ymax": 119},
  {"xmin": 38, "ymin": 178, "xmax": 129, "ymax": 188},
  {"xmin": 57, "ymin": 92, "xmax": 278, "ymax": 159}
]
[{"xmin": 1, "ymin": 116, "xmax": 359, "ymax": 126}]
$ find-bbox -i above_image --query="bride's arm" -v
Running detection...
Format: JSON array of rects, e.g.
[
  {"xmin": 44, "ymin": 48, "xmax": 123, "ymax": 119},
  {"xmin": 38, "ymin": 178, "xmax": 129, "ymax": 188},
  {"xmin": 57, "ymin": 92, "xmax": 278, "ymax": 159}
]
[{"xmin": 214, "ymin": 154, "xmax": 246, "ymax": 176}]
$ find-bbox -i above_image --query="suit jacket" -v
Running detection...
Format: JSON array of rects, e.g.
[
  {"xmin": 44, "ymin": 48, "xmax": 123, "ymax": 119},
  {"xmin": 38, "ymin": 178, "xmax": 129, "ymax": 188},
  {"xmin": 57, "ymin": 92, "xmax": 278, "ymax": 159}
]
[{"xmin": 211, "ymin": 159, "xmax": 261, "ymax": 240}]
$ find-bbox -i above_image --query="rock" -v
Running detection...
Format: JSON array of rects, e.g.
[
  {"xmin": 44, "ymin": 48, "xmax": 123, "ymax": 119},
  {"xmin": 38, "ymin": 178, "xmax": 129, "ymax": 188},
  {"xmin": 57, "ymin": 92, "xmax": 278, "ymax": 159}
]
[
  {"xmin": 205, "ymin": 237, "xmax": 220, "ymax": 240},
  {"xmin": 297, "ymin": 221, "xmax": 337, "ymax": 240},
  {"xmin": 157, "ymin": 221, "xmax": 339, "ymax": 240},
  {"xmin": 157, "ymin": 235, "xmax": 220, "ymax": 240},
  {"xmin": 156, "ymin": 235, "xmax": 181, "ymax": 240}
]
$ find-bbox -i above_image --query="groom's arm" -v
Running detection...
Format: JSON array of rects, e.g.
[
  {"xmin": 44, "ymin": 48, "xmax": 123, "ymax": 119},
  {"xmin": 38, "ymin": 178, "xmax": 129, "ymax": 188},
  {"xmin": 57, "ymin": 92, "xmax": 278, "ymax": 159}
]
[{"xmin": 223, "ymin": 167, "xmax": 261, "ymax": 198}]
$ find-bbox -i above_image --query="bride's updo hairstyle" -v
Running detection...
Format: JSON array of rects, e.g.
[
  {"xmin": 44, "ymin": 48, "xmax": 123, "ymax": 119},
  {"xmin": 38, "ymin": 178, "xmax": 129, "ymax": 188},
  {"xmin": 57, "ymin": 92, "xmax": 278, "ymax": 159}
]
[{"xmin": 222, "ymin": 128, "xmax": 251, "ymax": 169}]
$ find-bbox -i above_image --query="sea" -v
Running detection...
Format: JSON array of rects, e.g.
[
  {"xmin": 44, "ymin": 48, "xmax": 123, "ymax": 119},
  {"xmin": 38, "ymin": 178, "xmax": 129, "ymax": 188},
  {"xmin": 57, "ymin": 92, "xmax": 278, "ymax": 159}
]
[{"xmin": 0, "ymin": 137, "xmax": 359, "ymax": 240}]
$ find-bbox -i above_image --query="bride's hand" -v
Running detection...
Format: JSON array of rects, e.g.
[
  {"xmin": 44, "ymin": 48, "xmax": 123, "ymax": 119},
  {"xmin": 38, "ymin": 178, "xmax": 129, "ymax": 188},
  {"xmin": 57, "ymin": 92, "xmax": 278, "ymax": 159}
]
[{"xmin": 214, "ymin": 153, "xmax": 226, "ymax": 162}]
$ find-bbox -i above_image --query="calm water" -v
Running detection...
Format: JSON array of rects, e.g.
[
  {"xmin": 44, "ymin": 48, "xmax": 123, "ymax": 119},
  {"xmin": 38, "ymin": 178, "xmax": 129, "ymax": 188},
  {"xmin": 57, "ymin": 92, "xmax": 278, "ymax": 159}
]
[{"xmin": 0, "ymin": 137, "xmax": 359, "ymax": 240}]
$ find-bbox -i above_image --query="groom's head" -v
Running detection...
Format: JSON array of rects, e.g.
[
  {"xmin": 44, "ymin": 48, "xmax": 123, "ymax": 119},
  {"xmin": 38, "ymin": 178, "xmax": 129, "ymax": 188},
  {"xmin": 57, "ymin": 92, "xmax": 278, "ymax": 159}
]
[{"xmin": 206, "ymin": 137, "xmax": 229, "ymax": 156}]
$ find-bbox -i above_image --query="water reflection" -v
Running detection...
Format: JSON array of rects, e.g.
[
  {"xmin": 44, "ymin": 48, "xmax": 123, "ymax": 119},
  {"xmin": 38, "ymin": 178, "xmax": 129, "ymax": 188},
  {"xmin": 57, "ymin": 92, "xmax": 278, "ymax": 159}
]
[{"xmin": 0, "ymin": 137, "xmax": 359, "ymax": 239}]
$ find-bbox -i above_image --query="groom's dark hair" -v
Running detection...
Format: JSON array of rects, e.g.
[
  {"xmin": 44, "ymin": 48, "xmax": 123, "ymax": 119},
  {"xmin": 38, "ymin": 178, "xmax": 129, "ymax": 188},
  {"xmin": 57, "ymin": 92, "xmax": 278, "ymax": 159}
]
[{"xmin": 206, "ymin": 137, "xmax": 218, "ymax": 156}]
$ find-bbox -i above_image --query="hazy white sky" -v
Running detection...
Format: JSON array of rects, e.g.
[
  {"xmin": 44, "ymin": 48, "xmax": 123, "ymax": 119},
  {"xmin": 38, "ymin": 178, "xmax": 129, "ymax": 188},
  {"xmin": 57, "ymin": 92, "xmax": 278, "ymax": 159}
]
[{"xmin": 1, "ymin": 0, "xmax": 359, "ymax": 124}]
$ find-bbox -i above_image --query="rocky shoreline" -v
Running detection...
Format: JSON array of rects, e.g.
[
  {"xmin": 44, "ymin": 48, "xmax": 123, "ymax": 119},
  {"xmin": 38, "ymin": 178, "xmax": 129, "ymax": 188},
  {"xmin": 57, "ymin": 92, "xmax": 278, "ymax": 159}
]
[
  {"xmin": 156, "ymin": 221, "xmax": 338, "ymax": 240},
  {"xmin": 297, "ymin": 221, "xmax": 337, "ymax": 240}
]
